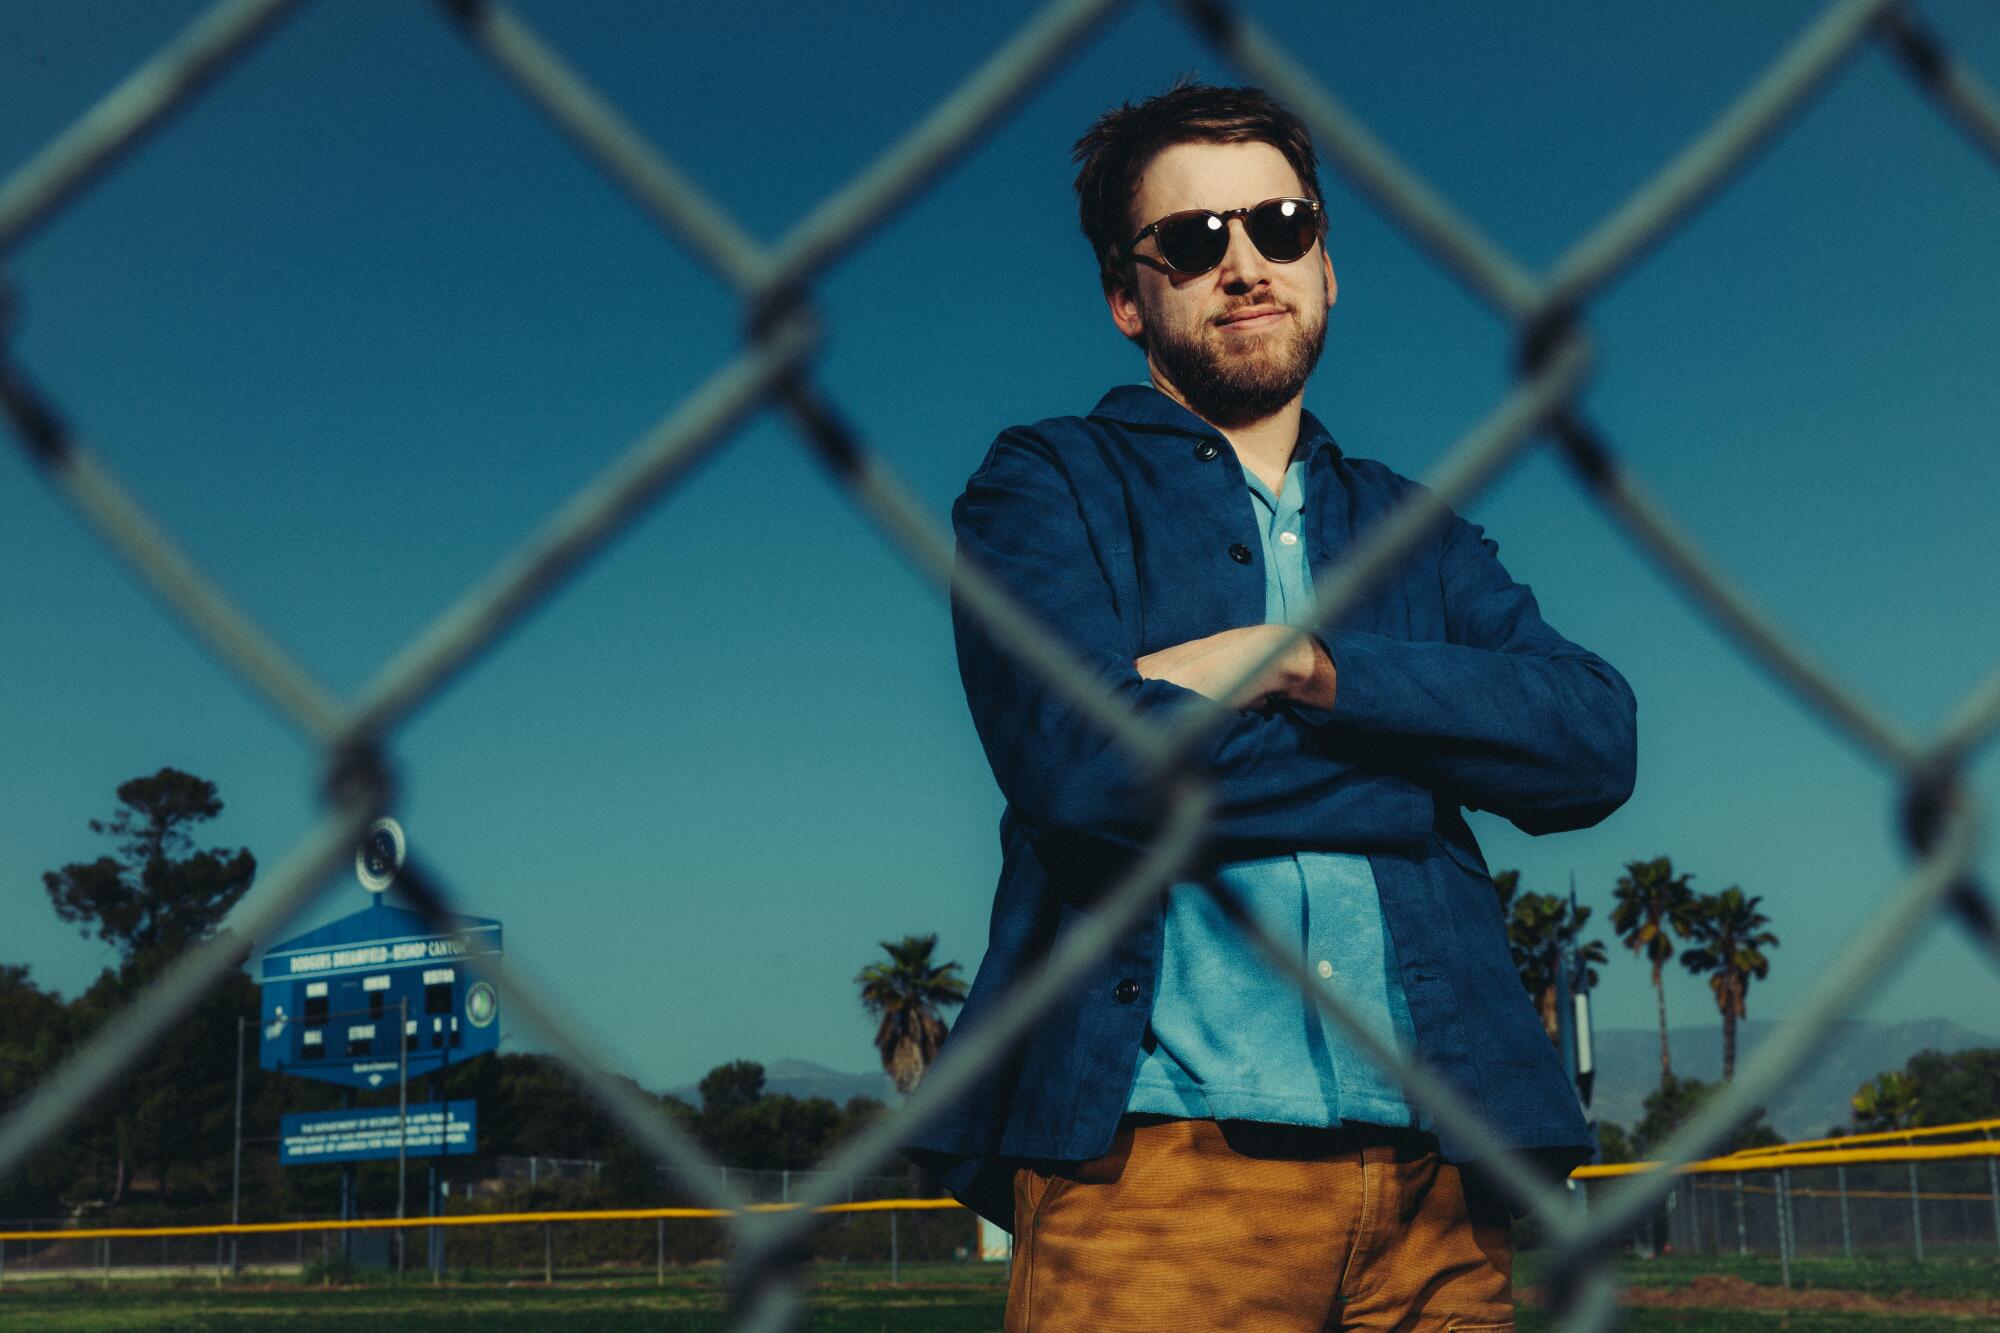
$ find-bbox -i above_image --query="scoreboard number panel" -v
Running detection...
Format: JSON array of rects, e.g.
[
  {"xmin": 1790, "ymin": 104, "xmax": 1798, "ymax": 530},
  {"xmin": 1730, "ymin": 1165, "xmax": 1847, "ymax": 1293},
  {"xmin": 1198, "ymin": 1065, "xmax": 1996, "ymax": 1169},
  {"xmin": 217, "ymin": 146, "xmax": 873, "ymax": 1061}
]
[{"xmin": 258, "ymin": 902, "xmax": 502, "ymax": 1091}]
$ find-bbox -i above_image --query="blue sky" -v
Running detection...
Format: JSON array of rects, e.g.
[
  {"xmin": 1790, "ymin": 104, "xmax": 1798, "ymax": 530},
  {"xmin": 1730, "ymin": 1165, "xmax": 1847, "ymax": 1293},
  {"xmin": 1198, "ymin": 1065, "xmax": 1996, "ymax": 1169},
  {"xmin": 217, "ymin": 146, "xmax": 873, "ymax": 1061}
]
[{"xmin": 5, "ymin": 1, "xmax": 1999, "ymax": 1101}]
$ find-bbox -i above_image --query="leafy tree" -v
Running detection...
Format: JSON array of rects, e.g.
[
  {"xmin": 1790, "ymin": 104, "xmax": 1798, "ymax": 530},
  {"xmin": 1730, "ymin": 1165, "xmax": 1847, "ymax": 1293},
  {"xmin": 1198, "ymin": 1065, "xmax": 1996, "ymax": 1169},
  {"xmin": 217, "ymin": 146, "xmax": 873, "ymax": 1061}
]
[
  {"xmin": 1677, "ymin": 887, "xmax": 1778, "ymax": 1081},
  {"xmin": 0, "ymin": 965, "xmax": 72, "ymax": 1217},
  {"xmin": 1633, "ymin": 1074, "xmax": 1780, "ymax": 1159},
  {"xmin": 689, "ymin": 1061, "xmax": 889, "ymax": 1171},
  {"xmin": 1902, "ymin": 1048, "xmax": 2000, "ymax": 1125},
  {"xmin": 703, "ymin": 1093, "xmax": 843, "ymax": 1172},
  {"xmin": 660, "ymin": 1092, "xmax": 699, "ymax": 1132},
  {"xmin": 42, "ymin": 768, "xmax": 257, "ymax": 967},
  {"xmin": 1851, "ymin": 1070, "xmax": 1920, "ymax": 1132},
  {"xmin": 1850, "ymin": 1048, "xmax": 2000, "ymax": 1131},
  {"xmin": 437, "ymin": 1052, "xmax": 625, "ymax": 1161},
  {"xmin": 856, "ymin": 935, "xmax": 968, "ymax": 1096},
  {"xmin": 699, "ymin": 1060, "xmax": 768, "ymax": 1117},
  {"xmin": 839, "ymin": 1093, "xmax": 888, "ymax": 1140},
  {"xmin": 1611, "ymin": 857, "xmax": 1700, "ymax": 1087},
  {"xmin": 28, "ymin": 771, "xmax": 263, "ymax": 1212},
  {"xmin": 1594, "ymin": 1120, "xmax": 1636, "ymax": 1166},
  {"xmin": 1492, "ymin": 871, "xmax": 1605, "ymax": 1045},
  {"xmin": 0, "ymin": 965, "xmax": 66, "ymax": 1104}
]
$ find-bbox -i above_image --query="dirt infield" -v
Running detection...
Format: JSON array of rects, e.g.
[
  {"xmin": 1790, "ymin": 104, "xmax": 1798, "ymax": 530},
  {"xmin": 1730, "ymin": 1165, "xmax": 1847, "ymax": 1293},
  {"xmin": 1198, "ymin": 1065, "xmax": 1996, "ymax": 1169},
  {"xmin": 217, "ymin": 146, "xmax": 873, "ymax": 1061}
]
[
  {"xmin": 1516, "ymin": 1271, "xmax": 2000, "ymax": 1323},
  {"xmin": 1620, "ymin": 1273, "xmax": 2000, "ymax": 1319}
]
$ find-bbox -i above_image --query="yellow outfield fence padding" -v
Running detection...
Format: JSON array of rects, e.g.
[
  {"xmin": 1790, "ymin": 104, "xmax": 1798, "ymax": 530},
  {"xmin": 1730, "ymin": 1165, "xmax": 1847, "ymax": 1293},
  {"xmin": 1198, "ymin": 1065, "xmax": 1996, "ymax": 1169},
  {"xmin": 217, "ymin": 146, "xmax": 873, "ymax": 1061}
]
[
  {"xmin": 1708, "ymin": 1117, "xmax": 2000, "ymax": 1159},
  {"xmin": 0, "ymin": 1196, "xmax": 968, "ymax": 1244},
  {"xmin": 1584, "ymin": 1128, "xmax": 2000, "ymax": 1176}
]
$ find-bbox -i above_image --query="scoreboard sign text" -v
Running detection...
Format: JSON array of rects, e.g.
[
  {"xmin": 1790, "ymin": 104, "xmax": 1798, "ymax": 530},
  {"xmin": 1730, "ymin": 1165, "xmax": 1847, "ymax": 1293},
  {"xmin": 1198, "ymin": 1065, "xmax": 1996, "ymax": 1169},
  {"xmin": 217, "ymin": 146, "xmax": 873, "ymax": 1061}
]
[{"xmin": 280, "ymin": 1100, "xmax": 478, "ymax": 1165}]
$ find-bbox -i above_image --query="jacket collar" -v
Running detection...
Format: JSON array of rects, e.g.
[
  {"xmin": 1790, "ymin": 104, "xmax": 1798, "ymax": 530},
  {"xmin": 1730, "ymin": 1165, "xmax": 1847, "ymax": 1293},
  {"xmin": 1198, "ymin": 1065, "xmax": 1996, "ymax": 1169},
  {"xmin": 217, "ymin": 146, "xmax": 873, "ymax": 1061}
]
[{"xmin": 1088, "ymin": 383, "xmax": 1342, "ymax": 460}]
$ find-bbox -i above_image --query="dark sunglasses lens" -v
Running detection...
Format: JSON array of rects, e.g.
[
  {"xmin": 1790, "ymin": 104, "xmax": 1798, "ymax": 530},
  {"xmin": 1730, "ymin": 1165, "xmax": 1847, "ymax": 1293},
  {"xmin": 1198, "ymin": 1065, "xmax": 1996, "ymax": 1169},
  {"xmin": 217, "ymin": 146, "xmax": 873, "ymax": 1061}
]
[
  {"xmin": 1248, "ymin": 199, "xmax": 1317, "ymax": 262},
  {"xmin": 1154, "ymin": 213, "xmax": 1229, "ymax": 274}
]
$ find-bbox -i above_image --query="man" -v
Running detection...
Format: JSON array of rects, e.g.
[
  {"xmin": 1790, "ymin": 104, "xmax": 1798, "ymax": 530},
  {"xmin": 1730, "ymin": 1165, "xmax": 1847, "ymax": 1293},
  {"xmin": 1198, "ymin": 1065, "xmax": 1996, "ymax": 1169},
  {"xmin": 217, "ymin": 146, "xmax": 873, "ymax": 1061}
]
[{"xmin": 905, "ymin": 84, "xmax": 1635, "ymax": 1331}]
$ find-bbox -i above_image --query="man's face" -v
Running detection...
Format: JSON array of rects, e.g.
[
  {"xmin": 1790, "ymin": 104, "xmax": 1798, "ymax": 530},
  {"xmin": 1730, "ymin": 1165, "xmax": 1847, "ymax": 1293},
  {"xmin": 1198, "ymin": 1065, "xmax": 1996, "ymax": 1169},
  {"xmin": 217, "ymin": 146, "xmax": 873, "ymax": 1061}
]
[{"xmin": 1108, "ymin": 139, "xmax": 1336, "ymax": 428}]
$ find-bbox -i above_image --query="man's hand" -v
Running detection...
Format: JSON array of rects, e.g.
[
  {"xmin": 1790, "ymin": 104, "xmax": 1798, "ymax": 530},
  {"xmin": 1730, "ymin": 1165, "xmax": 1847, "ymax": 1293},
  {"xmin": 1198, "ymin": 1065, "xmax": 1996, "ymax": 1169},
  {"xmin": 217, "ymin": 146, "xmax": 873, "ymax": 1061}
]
[{"xmin": 1135, "ymin": 625, "xmax": 1337, "ymax": 713}]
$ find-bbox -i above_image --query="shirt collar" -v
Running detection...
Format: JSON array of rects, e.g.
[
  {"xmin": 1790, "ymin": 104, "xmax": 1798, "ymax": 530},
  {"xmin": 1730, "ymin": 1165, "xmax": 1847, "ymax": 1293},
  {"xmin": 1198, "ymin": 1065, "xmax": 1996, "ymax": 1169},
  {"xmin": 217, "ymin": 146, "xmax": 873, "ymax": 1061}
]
[{"xmin": 1087, "ymin": 383, "xmax": 1342, "ymax": 461}]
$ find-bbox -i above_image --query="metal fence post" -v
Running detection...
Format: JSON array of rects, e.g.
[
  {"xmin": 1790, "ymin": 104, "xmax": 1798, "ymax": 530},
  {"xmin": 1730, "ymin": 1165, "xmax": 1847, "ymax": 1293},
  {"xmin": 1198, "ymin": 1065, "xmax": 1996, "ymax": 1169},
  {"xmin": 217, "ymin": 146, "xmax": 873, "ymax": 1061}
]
[
  {"xmin": 890, "ymin": 1207, "xmax": 899, "ymax": 1285},
  {"xmin": 1776, "ymin": 1171, "xmax": 1792, "ymax": 1290},
  {"xmin": 1838, "ymin": 1163, "xmax": 1852, "ymax": 1260},
  {"xmin": 1909, "ymin": 1162, "xmax": 1925, "ymax": 1263},
  {"xmin": 1989, "ymin": 1158, "xmax": 2000, "ymax": 1255},
  {"xmin": 396, "ymin": 996, "xmax": 408, "ymax": 1281},
  {"xmin": 101, "ymin": 1235, "xmax": 110, "ymax": 1289},
  {"xmin": 544, "ymin": 1221, "xmax": 553, "ymax": 1283},
  {"xmin": 1734, "ymin": 1173, "xmax": 1747, "ymax": 1257},
  {"xmin": 427, "ymin": 1163, "xmax": 439, "ymax": 1286},
  {"xmin": 231, "ymin": 1013, "xmax": 244, "ymax": 1280},
  {"xmin": 656, "ymin": 1217, "xmax": 664, "ymax": 1287}
]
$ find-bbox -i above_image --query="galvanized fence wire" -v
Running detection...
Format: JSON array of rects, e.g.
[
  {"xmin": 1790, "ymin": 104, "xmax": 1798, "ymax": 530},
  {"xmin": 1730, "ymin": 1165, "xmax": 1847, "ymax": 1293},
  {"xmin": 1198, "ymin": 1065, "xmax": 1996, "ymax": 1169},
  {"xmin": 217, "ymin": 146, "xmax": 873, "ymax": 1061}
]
[{"xmin": 0, "ymin": 0, "xmax": 1997, "ymax": 1327}]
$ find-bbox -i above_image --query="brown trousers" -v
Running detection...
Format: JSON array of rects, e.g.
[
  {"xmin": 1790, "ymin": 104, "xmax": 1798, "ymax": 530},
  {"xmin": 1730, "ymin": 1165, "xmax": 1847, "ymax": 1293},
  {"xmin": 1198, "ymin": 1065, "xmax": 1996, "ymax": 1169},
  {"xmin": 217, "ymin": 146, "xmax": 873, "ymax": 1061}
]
[{"xmin": 1006, "ymin": 1116, "xmax": 1514, "ymax": 1332}]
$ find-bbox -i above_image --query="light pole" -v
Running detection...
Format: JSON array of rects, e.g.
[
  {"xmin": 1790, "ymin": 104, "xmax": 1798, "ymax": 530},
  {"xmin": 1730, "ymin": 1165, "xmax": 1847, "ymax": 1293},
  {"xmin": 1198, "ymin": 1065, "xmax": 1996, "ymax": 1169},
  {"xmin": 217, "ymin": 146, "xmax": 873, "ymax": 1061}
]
[
  {"xmin": 231, "ymin": 1014, "xmax": 245, "ymax": 1278},
  {"xmin": 397, "ymin": 996, "xmax": 409, "ymax": 1278}
]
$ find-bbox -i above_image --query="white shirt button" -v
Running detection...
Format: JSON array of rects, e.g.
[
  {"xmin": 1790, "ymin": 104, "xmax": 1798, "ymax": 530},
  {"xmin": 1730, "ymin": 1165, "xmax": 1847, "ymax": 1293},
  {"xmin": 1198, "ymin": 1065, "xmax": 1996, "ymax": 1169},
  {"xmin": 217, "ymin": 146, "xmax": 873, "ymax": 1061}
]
[
  {"xmin": 1316, "ymin": 959, "xmax": 1334, "ymax": 980},
  {"xmin": 1279, "ymin": 531, "xmax": 1299, "ymax": 546}
]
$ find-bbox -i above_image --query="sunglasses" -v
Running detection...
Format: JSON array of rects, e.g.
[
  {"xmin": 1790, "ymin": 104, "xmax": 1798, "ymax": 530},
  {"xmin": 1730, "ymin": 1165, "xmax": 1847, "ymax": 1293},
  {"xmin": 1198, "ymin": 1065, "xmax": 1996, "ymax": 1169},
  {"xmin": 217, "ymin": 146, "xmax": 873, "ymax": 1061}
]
[{"xmin": 1124, "ymin": 196, "xmax": 1322, "ymax": 277}]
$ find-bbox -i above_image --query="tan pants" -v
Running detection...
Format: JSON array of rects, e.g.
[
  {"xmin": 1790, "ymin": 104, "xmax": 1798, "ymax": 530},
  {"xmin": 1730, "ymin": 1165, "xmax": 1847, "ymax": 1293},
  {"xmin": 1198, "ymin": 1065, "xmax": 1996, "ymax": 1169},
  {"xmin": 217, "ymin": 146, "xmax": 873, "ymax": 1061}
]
[{"xmin": 1006, "ymin": 1116, "xmax": 1514, "ymax": 1332}]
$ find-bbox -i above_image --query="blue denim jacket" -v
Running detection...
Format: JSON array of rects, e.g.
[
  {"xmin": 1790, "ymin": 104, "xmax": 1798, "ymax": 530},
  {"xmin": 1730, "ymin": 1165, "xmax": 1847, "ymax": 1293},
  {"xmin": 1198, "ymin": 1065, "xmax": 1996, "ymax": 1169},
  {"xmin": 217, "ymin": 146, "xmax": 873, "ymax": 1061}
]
[{"xmin": 905, "ymin": 385, "xmax": 1637, "ymax": 1228}]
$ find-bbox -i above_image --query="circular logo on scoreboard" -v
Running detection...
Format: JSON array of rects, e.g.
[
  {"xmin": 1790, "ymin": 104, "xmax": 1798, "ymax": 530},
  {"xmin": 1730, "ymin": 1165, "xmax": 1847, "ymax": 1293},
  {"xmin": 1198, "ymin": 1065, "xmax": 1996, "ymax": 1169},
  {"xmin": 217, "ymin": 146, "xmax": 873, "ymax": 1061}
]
[
  {"xmin": 465, "ymin": 980, "xmax": 498, "ymax": 1029},
  {"xmin": 355, "ymin": 817, "xmax": 406, "ymax": 894}
]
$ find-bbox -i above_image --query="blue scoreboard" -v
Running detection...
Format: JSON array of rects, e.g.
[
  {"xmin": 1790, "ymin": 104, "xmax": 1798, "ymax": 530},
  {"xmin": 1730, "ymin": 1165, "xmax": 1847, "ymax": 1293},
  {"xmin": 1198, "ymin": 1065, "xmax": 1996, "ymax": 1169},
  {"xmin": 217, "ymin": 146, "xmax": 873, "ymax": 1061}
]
[{"xmin": 258, "ymin": 900, "xmax": 501, "ymax": 1091}]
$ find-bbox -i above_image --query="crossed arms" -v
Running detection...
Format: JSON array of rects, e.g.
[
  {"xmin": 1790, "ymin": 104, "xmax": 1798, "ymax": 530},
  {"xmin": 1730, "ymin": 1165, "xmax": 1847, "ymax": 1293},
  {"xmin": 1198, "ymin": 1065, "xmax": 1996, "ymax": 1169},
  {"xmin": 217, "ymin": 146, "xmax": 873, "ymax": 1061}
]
[
  {"xmin": 952, "ymin": 429, "xmax": 1636, "ymax": 859},
  {"xmin": 1136, "ymin": 624, "xmax": 1338, "ymax": 715}
]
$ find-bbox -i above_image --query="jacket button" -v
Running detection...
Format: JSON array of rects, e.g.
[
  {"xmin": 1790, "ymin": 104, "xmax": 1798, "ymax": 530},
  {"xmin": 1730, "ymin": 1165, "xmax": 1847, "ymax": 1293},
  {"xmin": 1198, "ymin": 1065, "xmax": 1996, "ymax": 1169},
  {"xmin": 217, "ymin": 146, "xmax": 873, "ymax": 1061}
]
[
  {"xmin": 1228, "ymin": 543, "xmax": 1253, "ymax": 565},
  {"xmin": 1194, "ymin": 440, "xmax": 1221, "ymax": 462},
  {"xmin": 1114, "ymin": 978, "xmax": 1140, "ymax": 1005}
]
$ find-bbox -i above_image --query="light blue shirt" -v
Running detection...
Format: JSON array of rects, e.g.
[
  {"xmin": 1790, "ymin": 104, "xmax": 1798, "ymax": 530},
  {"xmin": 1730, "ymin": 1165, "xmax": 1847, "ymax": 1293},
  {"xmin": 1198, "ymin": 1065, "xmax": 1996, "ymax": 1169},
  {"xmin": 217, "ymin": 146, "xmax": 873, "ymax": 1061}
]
[{"xmin": 1126, "ymin": 451, "xmax": 1426, "ymax": 1128}]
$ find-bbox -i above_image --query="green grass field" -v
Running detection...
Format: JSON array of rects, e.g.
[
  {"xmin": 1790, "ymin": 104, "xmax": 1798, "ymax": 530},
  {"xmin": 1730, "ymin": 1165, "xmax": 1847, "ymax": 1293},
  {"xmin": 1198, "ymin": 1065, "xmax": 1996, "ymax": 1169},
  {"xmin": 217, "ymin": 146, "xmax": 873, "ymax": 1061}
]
[{"xmin": 2, "ymin": 1255, "xmax": 1998, "ymax": 1329}]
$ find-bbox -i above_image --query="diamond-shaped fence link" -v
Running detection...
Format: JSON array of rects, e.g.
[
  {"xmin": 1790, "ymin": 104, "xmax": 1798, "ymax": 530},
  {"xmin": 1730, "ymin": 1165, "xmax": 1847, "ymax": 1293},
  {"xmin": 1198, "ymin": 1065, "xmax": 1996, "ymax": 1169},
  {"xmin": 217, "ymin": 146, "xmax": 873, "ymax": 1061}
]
[{"xmin": 3, "ymin": 1, "xmax": 1998, "ymax": 1328}]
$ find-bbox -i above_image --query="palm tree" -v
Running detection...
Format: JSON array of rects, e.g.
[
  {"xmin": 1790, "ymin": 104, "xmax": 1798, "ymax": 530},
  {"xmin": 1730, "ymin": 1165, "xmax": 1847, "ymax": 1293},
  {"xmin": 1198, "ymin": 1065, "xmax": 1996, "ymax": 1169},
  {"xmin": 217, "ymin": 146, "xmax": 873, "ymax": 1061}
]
[
  {"xmin": 856, "ymin": 935, "xmax": 969, "ymax": 1096},
  {"xmin": 1566, "ymin": 904, "xmax": 1609, "ymax": 998},
  {"xmin": 1611, "ymin": 857, "xmax": 1700, "ymax": 1086},
  {"xmin": 1678, "ymin": 887, "xmax": 1779, "ymax": 1081},
  {"xmin": 1494, "ymin": 871, "xmax": 1606, "ymax": 1046}
]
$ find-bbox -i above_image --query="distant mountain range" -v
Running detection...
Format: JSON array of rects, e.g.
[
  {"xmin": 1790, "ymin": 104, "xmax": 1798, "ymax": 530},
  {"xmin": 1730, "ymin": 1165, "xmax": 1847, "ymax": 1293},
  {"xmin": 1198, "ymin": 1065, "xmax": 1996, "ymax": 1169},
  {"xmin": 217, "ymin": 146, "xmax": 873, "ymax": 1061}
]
[
  {"xmin": 1585, "ymin": 1017, "xmax": 1997, "ymax": 1139},
  {"xmin": 665, "ymin": 1018, "xmax": 1997, "ymax": 1144}
]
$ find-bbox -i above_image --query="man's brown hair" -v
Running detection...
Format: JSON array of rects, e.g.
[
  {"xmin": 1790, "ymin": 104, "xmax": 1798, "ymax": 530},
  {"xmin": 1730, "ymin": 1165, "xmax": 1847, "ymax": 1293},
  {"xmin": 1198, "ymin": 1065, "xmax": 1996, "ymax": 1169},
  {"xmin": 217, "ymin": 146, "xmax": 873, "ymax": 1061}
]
[{"xmin": 1071, "ymin": 81, "xmax": 1325, "ymax": 295}]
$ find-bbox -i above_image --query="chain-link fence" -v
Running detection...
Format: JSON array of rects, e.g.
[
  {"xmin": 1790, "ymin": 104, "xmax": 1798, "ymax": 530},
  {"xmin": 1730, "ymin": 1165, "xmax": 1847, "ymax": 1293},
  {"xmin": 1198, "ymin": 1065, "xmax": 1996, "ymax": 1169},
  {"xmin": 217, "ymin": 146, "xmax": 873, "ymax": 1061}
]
[
  {"xmin": 1578, "ymin": 1122, "xmax": 2000, "ymax": 1279},
  {"xmin": 1659, "ymin": 1163, "xmax": 2000, "ymax": 1263},
  {"xmin": 3, "ymin": 0, "xmax": 1998, "ymax": 1328}
]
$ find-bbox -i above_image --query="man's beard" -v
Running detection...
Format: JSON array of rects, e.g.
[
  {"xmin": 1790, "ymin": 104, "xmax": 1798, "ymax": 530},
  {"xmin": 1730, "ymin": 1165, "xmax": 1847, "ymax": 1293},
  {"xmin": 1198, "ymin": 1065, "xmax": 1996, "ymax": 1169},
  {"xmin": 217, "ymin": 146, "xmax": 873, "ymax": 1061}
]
[{"xmin": 1146, "ymin": 296, "xmax": 1327, "ymax": 429}]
